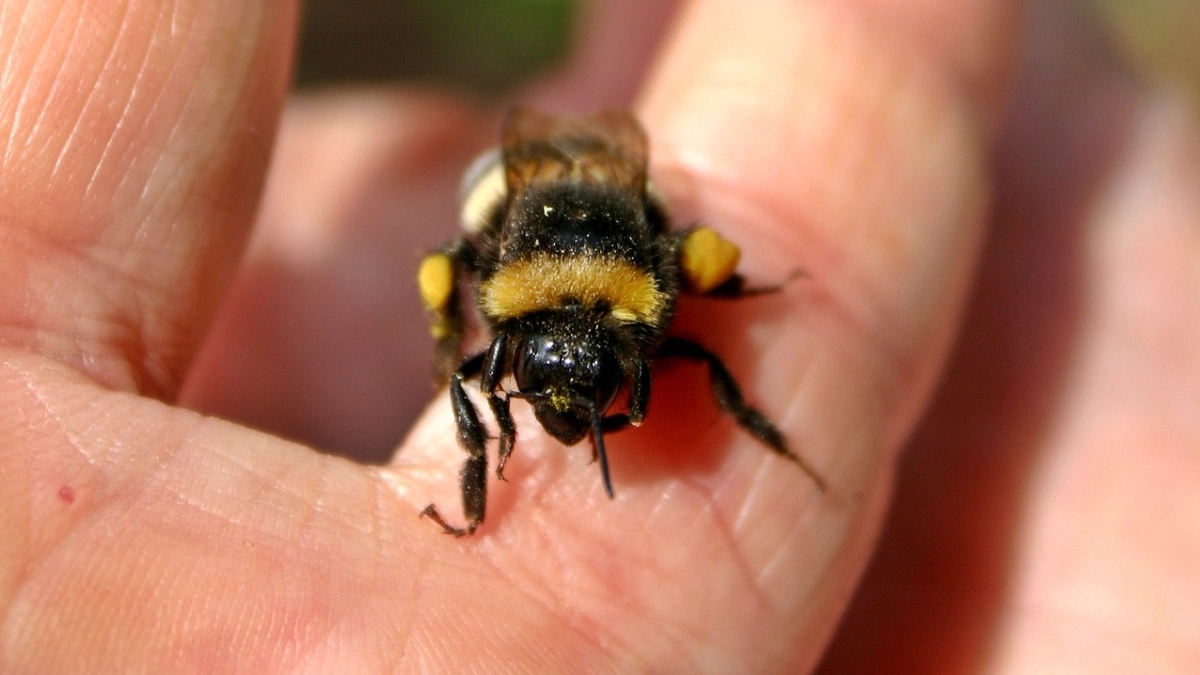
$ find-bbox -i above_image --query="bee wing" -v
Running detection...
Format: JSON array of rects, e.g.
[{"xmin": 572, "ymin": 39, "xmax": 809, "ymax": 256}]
[{"xmin": 501, "ymin": 107, "xmax": 649, "ymax": 195}]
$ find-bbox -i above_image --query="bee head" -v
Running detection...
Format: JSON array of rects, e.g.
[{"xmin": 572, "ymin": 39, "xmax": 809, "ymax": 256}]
[{"xmin": 512, "ymin": 325, "xmax": 622, "ymax": 446}]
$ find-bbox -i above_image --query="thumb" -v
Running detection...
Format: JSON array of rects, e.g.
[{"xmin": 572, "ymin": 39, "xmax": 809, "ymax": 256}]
[{"xmin": 0, "ymin": 0, "xmax": 296, "ymax": 397}]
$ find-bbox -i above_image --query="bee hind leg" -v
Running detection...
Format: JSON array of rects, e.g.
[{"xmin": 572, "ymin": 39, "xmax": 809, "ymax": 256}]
[{"xmin": 658, "ymin": 337, "xmax": 827, "ymax": 492}]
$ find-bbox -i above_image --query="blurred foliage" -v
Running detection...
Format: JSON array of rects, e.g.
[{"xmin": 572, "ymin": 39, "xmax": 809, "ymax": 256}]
[
  {"xmin": 297, "ymin": 1, "xmax": 1200, "ymax": 106},
  {"xmin": 297, "ymin": 0, "xmax": 579, "ymax": 94},
  {"xmin": 1090, "ymin": 0, "xmax": 1200, "ymax": 103}
]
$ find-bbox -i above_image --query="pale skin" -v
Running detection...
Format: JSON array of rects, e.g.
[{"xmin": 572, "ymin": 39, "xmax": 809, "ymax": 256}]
[{"xmin": 2, "ymin": 0, "xmax": 1198, "ymax": 672}]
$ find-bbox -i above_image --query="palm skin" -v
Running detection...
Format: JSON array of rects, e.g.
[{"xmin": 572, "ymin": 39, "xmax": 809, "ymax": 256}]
[{"xmin": 2, "ymin": 1, "xmax": 1197, "ymax": 673}]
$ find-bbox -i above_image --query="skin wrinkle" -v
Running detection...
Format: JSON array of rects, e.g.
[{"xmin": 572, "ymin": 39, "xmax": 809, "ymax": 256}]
[
  {"xmin": 104, "ymin": 418, "xmax": 184, "ymax": 508},
  {"xmin": 690, "ymin": 474, "xmax": 778, "ymax": 610},
  {"xmin": 126, "ymin": 61, "xmax": 203, "ymax": 225},
  {"xmin": 0, "ymin": 365, "xmax": 40, "ymax": 617},
  {"xmin": 271, "ymin": 586, "xmax": 343, "ymax": 672},
  {"xmin": 126, "ymin": 506, "xmax": 338, "ymax": 669},
  {"xmin": 7, "ymin": 360, "xmax": 97, "ymax": 471},
  {"xmin": 385, "ymin": 548, "xmax": 427, "ymax": 671},
  {"xmin": 0, "ymin": 222, "xmax": 103, "ymax": 319},
  {"xmin": 191, "ymin": 445, "xmax": 358, "ymax": 543},
  {"xmin": 5, "ymin": 0, "xmax": 70, "ymax": 169},
  {"xmin": 101, "ymin": 273, "xmax": 166, "ymax": 393},
  {"xmin": 292, "ymin": 453, "xmax": 331, "ymax": 539},
  {"xmin": 643, "ymin": 473, "xmax": 681, "ymax": 524},
  {"xmin": 161, "ymin": 11, "xmax": 281, "ymax": 377},
  {"xmin": 715, "ymin": 453, "xmax": 760, "ymax": 535},
  {"xmin": 364, "ymin": 470, "xmax": 387, "ymax": 561},
  {"xmin": 186, "ymin": 3, "xmax": 276, "ymax": 178},
  {"xmin": 492, "ymin": 512, "xmax": 656, "ymax": 662},
  {"xmin": 8, "ymin": 464, "xmax": 166, "ymax": 656},
  {"xmin": 334, "ymin": 577, "xmax": 411, "ymax": 662},
  {"xmin": 612, "ymin": 478, "xmax": 766, "ymax": 661},
  {"xmin": 84, "ymin": 5, "xmax": 171, "ymax": 206},
  {"xmin": 129, "ymin": 90, "xmax": 207, "ymax": 235},
  {"xmin": 157, "ymin": 460, "xmax": 280, "ymax": 533},
  {"xmin": 135, "ymin": 190, "xmax": 237, "ymax": 388},
  {"xmin": 42, "ymin": 4, "xmax": 104, "ymax": 189},
  {"xmin": 754, "ymin": 495, "xmax": 822, "ymax": 599},
  {"xmin": 166, "ymin": 0, "xmax": 191, "ymax": 39},
  {"xmin": 501, "ymin": 556, "xmax": 619, "ymax": 663},
  {"xmin": 738, "ymin": 489, "xmax": 820, "ymax": 617},
  {"xmin": 0, "ymin": 3, "xmax": 281, "ymax": 396},
  {"xmin": 283, "ymin": 612, "xmax": 331, "ymax": 667},
  {"xmin": 285, "ymin": 586, "xmax": 347, "ymax": 670},
  {"xmin": 319, "ymin": 571, "xmax": 403, "ymax": 662},
  {"xmin": 0, "ymin": 1, "xmax": 27, "ymax": 100},
  {"xmin": 729, "ymin": 451, "xmax": 783, "ymax": 536},
  {"xmin": 160, "ymin": 9, "xmax": 276, "ymax": 319},
  {"xmin": 152, "ymin": 105, "xmax": 211, "ymax": 220}
]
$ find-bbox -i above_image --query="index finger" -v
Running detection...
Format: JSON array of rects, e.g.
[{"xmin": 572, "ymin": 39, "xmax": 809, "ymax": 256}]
[{"xmin": 392, "ymin": 0, "xmax": 1010, "ymax": 671}]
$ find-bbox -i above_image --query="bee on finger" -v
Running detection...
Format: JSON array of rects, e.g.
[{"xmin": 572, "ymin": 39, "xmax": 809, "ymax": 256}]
[{"xmin": 417, "ymin": 108, "xmax": 825, "ymax": 536}]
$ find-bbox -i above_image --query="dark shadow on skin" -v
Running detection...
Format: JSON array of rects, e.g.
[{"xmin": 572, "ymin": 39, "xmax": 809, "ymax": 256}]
[
  {"xmin": 818, "ymin": 4, "xmax": 1140, "ymax": 672},
  {"xmin": 603, "ymin": 291, "xmax": 802, "ymax": 492}
]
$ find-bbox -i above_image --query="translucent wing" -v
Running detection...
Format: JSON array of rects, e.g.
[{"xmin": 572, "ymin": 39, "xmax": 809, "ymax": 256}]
[{"xmin": 501, "ymin": 107, "xmax": 649, "ymax": 195}]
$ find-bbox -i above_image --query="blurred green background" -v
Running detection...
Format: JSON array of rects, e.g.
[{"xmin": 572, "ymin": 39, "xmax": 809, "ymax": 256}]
[
  {"xmin": 294, "ymin": 0, "xmax": 1200, "ymax": 105},
  {"xmin": 296, "ymin": 0, "xmax": 579, "ymax": 94},
  {"xmin": 1093, "ymin": 0, "xmax": 1200, "ymax": 102}
]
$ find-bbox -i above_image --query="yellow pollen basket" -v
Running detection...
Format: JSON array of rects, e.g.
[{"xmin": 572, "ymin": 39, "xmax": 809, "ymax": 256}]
[
  {"xmin": 418, "ymin": 253, "xmax": 456, "ymax": 311},
  {"xmin": 681, "ymin": 227, "xmax": 741, "ymax": 293}
]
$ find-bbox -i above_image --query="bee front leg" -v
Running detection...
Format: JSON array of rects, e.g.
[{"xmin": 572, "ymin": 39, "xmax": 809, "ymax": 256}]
[
  {"xmin": 479, "ymin": 334, "xmax": 518, "ymax": 481},
  {"xmin": 421, "ymin": 352, "xmax": 489, "ymax": 536},
  {"xmin": 491, "ymin": 394, "xmax": 517, "ymax": 481},
  {"xmin": 587, "ymin": 359, "xmax": 651, "ymax": 497},
  {"xmin": 595, "ymin": 358, "xmax": 650, "ymax": 440}
]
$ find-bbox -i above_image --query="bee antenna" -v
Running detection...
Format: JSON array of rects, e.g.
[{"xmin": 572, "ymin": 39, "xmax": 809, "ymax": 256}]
[{"xmin": 587, "ymin": 400, "xmax": 614, "ymax": 499}]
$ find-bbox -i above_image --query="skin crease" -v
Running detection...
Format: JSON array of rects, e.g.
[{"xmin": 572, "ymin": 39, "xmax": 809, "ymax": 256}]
[{"xmin": 0, "ymin": 1, "xmax": 1197, "ymax": 674}]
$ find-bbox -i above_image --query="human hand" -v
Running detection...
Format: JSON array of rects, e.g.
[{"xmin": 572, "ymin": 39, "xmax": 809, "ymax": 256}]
[
  {"xmin": 822, "ymin": 2, "xmax": 1200, "ymax": 671},
  {"xmin": 3, "ymin": 1, "xmax": 1196, "ymax": 673}
]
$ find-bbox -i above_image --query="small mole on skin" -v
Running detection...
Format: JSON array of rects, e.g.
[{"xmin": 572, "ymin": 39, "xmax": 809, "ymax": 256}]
[{"xmin": 58, "ymin": 485, "xmax": 75, "ymax": 504}]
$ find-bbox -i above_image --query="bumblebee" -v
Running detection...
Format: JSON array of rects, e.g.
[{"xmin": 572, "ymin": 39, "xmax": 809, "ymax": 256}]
[{"xmin": 417, "ymin": 108, "xmax": 825, "ymax": 536}]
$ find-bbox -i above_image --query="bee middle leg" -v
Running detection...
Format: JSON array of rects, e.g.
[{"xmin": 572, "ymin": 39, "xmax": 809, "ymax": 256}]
[
  {"xmin": 690, "ymin": 269, "xmax": 807, "ymax": 298},
  {"xmin": 585, "ymin": 359, "xmax": 650, "ymax": 498},
  {"xmin": 674, "ymin": 225, "xmax": 806, "ymax": 299},
  {"xmin": 595, "ymin": 358, "xmax": 651, "ymax": 439}
]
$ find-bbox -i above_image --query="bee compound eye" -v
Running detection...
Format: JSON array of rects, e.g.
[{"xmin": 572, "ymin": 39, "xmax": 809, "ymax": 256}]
[
  {"xmin": 594, "ymin": 354, "xmax": 622, "ymax": 413},
  {"xmin": 512, "ymin": 337, "xmax": 548, "ymax": 394}
]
